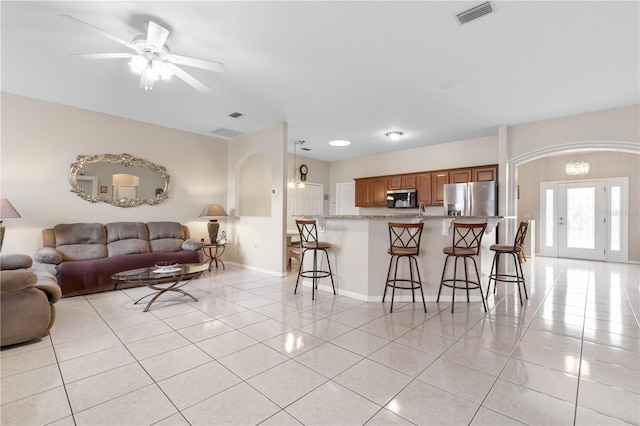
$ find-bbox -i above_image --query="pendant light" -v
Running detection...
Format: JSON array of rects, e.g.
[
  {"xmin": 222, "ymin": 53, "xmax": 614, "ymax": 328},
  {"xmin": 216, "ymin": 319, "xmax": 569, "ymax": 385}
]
[
  {"xmin": 288, "ymin": 141, "xmax": 305, "ymax": 189},
  {"xmin": 565, "ymin": 152, "xmax": 590, "ymax": 176}
]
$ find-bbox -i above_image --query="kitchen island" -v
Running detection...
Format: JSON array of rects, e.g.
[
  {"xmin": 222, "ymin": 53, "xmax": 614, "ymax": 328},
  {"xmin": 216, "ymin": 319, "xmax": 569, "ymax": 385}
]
[{"xmin": 295, "ymin": 215, "xmax": 503, "ymax": 303}]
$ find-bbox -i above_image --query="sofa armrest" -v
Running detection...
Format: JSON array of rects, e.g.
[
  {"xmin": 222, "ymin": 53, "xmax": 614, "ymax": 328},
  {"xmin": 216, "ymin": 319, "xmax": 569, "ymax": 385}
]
[
  {"xmin": 182, "ymin": 239, "xmax": 204, "ymax": 251},
  {"xmin": 0, "ymin": 270, "xmax": 38, "ymax": 294},
  {"xmin": 34, "ymin": 282, "xmax": 62, "ymax": 304},
  {"xmin": 0, "ymin": 254, "xmax": 33, "ymax": 270},
  {"xmin": 33, "ymin": 247, "xmax": 63, "ymax": 264}
]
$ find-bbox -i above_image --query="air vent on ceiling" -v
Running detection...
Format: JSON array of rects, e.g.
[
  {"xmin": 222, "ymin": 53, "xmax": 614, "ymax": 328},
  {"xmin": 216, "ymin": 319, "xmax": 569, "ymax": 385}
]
[
  {"xmin": 228, "ymin": 112, "xmax": 243, "ymax": 118},
  {"xmin": 300, "ymin": 147, "xmax": 311, "ymax": 151},
  {"xmin": 210, "ymin": 127, "xmax": 244, "ymax": 139},
  {"xmin": 456, "ymin": 2, "xmax": 493, "ymax": 24}
]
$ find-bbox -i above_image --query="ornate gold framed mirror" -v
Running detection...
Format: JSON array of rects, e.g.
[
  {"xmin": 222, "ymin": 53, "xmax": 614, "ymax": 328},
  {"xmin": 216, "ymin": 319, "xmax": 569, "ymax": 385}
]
[{"xmin": 69, "ymin": 153, "xmax": 171, "ymax": 207}]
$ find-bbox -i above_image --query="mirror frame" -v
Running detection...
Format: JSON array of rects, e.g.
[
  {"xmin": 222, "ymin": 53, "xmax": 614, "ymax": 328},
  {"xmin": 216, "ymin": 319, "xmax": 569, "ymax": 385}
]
[{"xmin": 69, "ymin": 153, "xmax": 171, "ymax": 207}]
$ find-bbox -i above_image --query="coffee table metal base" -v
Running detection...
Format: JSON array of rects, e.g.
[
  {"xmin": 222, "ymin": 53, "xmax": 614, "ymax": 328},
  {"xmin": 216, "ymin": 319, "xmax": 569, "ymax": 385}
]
[
  {"xmin": 112, "ymin": 264, "xmax": 208, "ymax": 312},
  {"xmin": 133, "ymin": 276, "xmax": 200, "ymax": 312}
]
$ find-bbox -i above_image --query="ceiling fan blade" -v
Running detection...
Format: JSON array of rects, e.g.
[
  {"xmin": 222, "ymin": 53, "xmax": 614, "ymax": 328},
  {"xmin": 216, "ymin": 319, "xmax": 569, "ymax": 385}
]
[
  {"xmin": 72, "ymin": 53, "xmax": 133, "ymax": 60},
  {"xmin": 168, "ymin": 64, "xmax": 210, "ymax": 93},
  {"xmin": 168, "ymin": 54, "xmax": 226, "ymax": 73},
  {"xmin": 145, "ymin": 21, "xmax": 170, "ymax": 50},
  {"xmin": 60, "ymin": 14, "xmax": 139, "ymax": 52}
]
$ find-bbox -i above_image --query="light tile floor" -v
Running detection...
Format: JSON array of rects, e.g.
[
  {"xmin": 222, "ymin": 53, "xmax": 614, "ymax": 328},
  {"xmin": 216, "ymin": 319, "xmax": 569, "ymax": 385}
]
[{"xmin": 1, "ymin": 257, "xmax": 638, "ymax": 425}]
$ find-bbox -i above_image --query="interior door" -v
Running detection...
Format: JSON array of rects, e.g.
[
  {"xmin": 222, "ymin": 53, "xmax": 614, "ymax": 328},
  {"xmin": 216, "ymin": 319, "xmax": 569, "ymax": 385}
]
[{"xmin": 557, "ymin": 181, "xmax": 605, "ymax": 260}]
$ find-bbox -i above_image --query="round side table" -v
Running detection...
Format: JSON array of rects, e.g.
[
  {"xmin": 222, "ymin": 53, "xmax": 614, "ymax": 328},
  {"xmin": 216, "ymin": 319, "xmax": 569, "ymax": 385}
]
[{"xmin": 202, "ymin": 243, "xmax": 227, "ymax": 271}]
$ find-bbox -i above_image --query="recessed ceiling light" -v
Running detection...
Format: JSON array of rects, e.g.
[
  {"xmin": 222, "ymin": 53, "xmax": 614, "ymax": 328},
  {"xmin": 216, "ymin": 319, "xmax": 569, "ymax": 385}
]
[
  {"xmin": 385, "ymin": 131, "xmax": 404, "ymax": 142},
  {"xmin": 329, "ymin": 140, "xmax": 352, "ymax": 147}
]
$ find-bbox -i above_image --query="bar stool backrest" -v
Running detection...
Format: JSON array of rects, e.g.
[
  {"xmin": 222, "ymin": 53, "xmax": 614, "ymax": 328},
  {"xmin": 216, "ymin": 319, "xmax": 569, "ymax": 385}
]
[
  {"xmin": 388, "ymin": 222, "xmax": 424, "ymax": 255},
  {"xmin": 296, "ymin": 220, "xmax": 319, "ymax": 244},
  {"xmin": 514, "ymin": 221, "xmax": 530, "ymax": 250},
  {"xmin": 451, "ymin": 222, "xmax": 487, "ymax": 255}
]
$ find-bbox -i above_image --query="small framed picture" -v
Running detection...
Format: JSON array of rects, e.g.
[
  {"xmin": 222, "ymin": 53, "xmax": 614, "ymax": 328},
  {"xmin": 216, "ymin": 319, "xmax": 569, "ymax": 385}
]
[{"xmin": 100, "ymin": 186, "xmax": 108, "ymax": 194}]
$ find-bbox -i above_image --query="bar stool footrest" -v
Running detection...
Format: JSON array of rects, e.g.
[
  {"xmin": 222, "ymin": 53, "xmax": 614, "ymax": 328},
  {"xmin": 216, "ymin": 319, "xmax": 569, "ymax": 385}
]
[
  {"xmin": 489, "ymin": 273, "xmax": 525, "ymax": 283},
  {"xmin": 385, "ymin": 279, "xmax": 423, "ymax": 291},
  {"xmin": 440, "ymin": 278, "xmax": 482, "ymax": 290}
]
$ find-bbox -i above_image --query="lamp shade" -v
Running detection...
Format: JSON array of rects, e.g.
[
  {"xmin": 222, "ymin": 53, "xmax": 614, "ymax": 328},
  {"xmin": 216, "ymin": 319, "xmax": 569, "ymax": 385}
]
[
  {"xmin": 199, "ymin": 204, "xmax": 228, "ymax": 218},
  {"xmin": 0, "ymin": 198, "xmax": 21, "ymax": 219}
]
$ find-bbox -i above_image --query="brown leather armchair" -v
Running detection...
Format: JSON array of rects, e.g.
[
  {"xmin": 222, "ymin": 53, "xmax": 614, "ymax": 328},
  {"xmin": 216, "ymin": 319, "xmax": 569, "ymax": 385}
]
[{"xmin": 1, "ymin": 254, "xmax": 61, "ymax": 347}]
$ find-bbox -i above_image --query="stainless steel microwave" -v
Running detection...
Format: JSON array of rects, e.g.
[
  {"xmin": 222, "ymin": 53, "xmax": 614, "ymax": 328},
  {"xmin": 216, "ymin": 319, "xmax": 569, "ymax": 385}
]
[{"xmin": 386, "ymin": 189, "xmax": 417, "ymax": 208}]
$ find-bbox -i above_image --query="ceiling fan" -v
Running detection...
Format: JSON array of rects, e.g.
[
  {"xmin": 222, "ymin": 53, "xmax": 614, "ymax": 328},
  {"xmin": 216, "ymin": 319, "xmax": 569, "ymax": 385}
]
[{"xmin": 61, "ymin": 14, "xmax": 225, "ymax": 92}]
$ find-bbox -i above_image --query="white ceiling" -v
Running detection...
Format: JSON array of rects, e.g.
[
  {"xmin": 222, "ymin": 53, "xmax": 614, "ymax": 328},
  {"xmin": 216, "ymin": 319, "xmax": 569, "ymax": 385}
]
[{"xmin": 2, "ymin": 1, "xmax": 638, "ymax": 162}]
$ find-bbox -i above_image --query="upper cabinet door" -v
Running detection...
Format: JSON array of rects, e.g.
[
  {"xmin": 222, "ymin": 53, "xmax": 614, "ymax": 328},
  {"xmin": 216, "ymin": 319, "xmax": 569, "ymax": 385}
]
[
  {"xmin": 402, "ymin": 174, "xmax": 417, "ymax": 189},
  {"xmin": 473, "ymin": 165, "xmax": 498, "ymax": 182},
  {"xmin": 354, "ymin": 178, "xmax": 370, "ymax": 207},
  {"xmin": 370, "ymin": 177, "xmax": 388, "ymax": 206},
  {"xmin": 450, "ymin": 169, "xmax": 472, "ymax": 184},
  {"xmin": 387, "ymin": 175, "xmax": 402, "ymax": 190},
  {"xmin": 432, "ymin": 171, "xmax": 449, "ymax": 206},
  {"xmin": 417, "ymin": 173, "xmax": 432, "ymax": 205}
]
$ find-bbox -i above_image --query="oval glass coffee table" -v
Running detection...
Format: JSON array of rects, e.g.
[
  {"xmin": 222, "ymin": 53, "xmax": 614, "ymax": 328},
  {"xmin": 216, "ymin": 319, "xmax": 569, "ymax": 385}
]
[{"xmin": 112, "ymin": 263, "xmax": 208, "ymax": 312}]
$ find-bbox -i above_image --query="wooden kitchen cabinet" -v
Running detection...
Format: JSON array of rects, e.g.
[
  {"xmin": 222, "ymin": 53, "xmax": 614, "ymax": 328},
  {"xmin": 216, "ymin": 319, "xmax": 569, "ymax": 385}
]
[
  {"xmin": 432, "ymin": 171, "xmax": 449, "ymax": 206},
  {"xmin": 450, "ymin": 168, "xmax": 472, "ymax": 184},
  {"xmin": 387, "ymin": 173, "xmax": 416, "ymax": 190},
  {"xmin": 355, "ymin": 163, "xmax": 496, "ymax": 208},
  {"xmin": 354, "ymin": 177, "xmax": 388, "ymax": 207},
  {"xmin": 473, "ymin": 165, "xmax": 498, "ymax": 182},
  {"xmin": 416, "ymin": 173, "xmax": 432, "ymax": 205},
  {"xmin": 370, "ymin": 177, "xmax": 388, "ymax": 206},
  {"xmin": 354, "ymin": 178, "xmax": 370, "ymax": 207}
]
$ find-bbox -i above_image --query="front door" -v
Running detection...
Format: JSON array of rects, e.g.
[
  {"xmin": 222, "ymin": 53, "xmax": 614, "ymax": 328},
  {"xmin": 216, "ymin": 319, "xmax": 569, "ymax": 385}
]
[
  {"xmin": 540, "ymin": 178, "xmax": 628, "ymax": 262},
  {"xmin": 557, "ymin": 181, "xmax": 605, "ymax": 261}
]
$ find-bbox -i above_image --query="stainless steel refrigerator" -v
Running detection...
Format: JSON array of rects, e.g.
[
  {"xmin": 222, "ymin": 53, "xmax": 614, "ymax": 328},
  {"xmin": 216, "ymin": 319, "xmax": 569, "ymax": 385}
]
[{"xmin": 443, "ymin": 181, "xmax": 496, "ymax": 216}]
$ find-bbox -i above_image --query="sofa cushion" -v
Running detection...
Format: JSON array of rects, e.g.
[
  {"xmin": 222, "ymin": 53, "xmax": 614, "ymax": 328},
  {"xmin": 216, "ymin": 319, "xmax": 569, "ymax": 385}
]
[
  {"xmin": 54, "ymin": 223, "xmax": 108, "ymax": 261},
  {"xmin": 147, "ymin": 222, "xmax": 185, "ymax": 253},
  {"xmin": 106, "ymin": 222, "xmax": 151, "ymax": 257},
  {"xmin": 0, "ymin": 254, "xmax": 33, "ymax": 270},
  {"xmin": 1, "ymin": 270, "xmax": 38, "ymax": 293},
  {"xmin": 33, "ymin": 247, "xmax": 63, "ymax": 264}
]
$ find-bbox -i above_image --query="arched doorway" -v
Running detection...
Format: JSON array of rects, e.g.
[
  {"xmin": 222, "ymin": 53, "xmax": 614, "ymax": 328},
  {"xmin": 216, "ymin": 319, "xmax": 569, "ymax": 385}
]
[{"xmin": 506, "ymin": 141, "xmax": 639, "ymax": 262}]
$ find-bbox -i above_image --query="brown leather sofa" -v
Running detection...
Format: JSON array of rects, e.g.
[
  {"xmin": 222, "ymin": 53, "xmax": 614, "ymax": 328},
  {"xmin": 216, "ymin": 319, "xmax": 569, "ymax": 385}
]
[
  {"xmin": 1, "ymin": 254, "xmax": 61, "ymax": 347},
  {"xmin": 33, "ymin": 221, "xmax": 203, "ymax": 296}
]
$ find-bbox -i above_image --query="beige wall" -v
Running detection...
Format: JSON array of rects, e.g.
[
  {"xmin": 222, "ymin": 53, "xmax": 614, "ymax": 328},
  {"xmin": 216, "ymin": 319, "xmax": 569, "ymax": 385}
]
[
  {"xmin": 286, "ymin": 153, "xmax": 331, "ymax": 214},
  {"xmin": 1, "ymin": 93, "xmax": 228, "ymax": 255},
  {"xmin": 226, "ymin": 122, "xmax": 287, "ymax": 274},
  {"xmin": 509, "ymin": 104, "xmax": 639, "ymax": 160},
  {"xmin": 517, "ymin": 152, "xmax": 640, "ymax": 261}
]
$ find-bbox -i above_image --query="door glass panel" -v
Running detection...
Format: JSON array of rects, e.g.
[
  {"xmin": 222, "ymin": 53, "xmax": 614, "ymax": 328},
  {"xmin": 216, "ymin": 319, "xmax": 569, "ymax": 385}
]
[
  {"xmin": 610, "ymin": 186, "xmax": 621, "ymax": 251},
  {"xmin": 545, "ymin": 189, "xmax": 554, "ymax": 247},
  {"xmin": 566, "ymin": 187, "xmax": 595, "ymax": 249}
]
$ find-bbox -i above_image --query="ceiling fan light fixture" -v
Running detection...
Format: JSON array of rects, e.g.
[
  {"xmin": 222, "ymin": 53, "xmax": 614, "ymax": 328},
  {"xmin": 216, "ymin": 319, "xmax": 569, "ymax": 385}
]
[
  {"xmin": 129, "ymin": 55, "xmax": 147, "ymax": 74},
  {"xmin": 385, "ymin": 131, "xmax": 404, "ymax": 142},
  {"xmin": 329, "ymin": 139, "xmax": 351, "ymax": 147}
]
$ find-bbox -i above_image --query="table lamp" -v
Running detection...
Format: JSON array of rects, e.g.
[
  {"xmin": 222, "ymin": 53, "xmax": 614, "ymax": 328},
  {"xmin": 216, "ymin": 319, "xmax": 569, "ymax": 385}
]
[
  {"xmin": 0, "ymin": 198, "xmax": 21, "ymax": 252},
  {"xmin": 199, "ymin": 204, "xmax": 227, "ymax": 243}
]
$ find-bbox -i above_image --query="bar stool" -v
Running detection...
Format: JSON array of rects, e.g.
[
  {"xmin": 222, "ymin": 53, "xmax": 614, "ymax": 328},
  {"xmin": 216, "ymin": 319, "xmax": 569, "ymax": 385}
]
[
  {"xmin": 383, "ymin": 222, "xmax": 427, "ymax": 313},
  {"xmin": 294, "ymin": 219, "xmax": 335, "ymax": 300},
  {"xmin": 437, "ymin": 222, "xmax": 488, "ymax": 313},
  {"xmin": 486, "ymin": 221, "xmax": 530, "ymax": 305}
]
